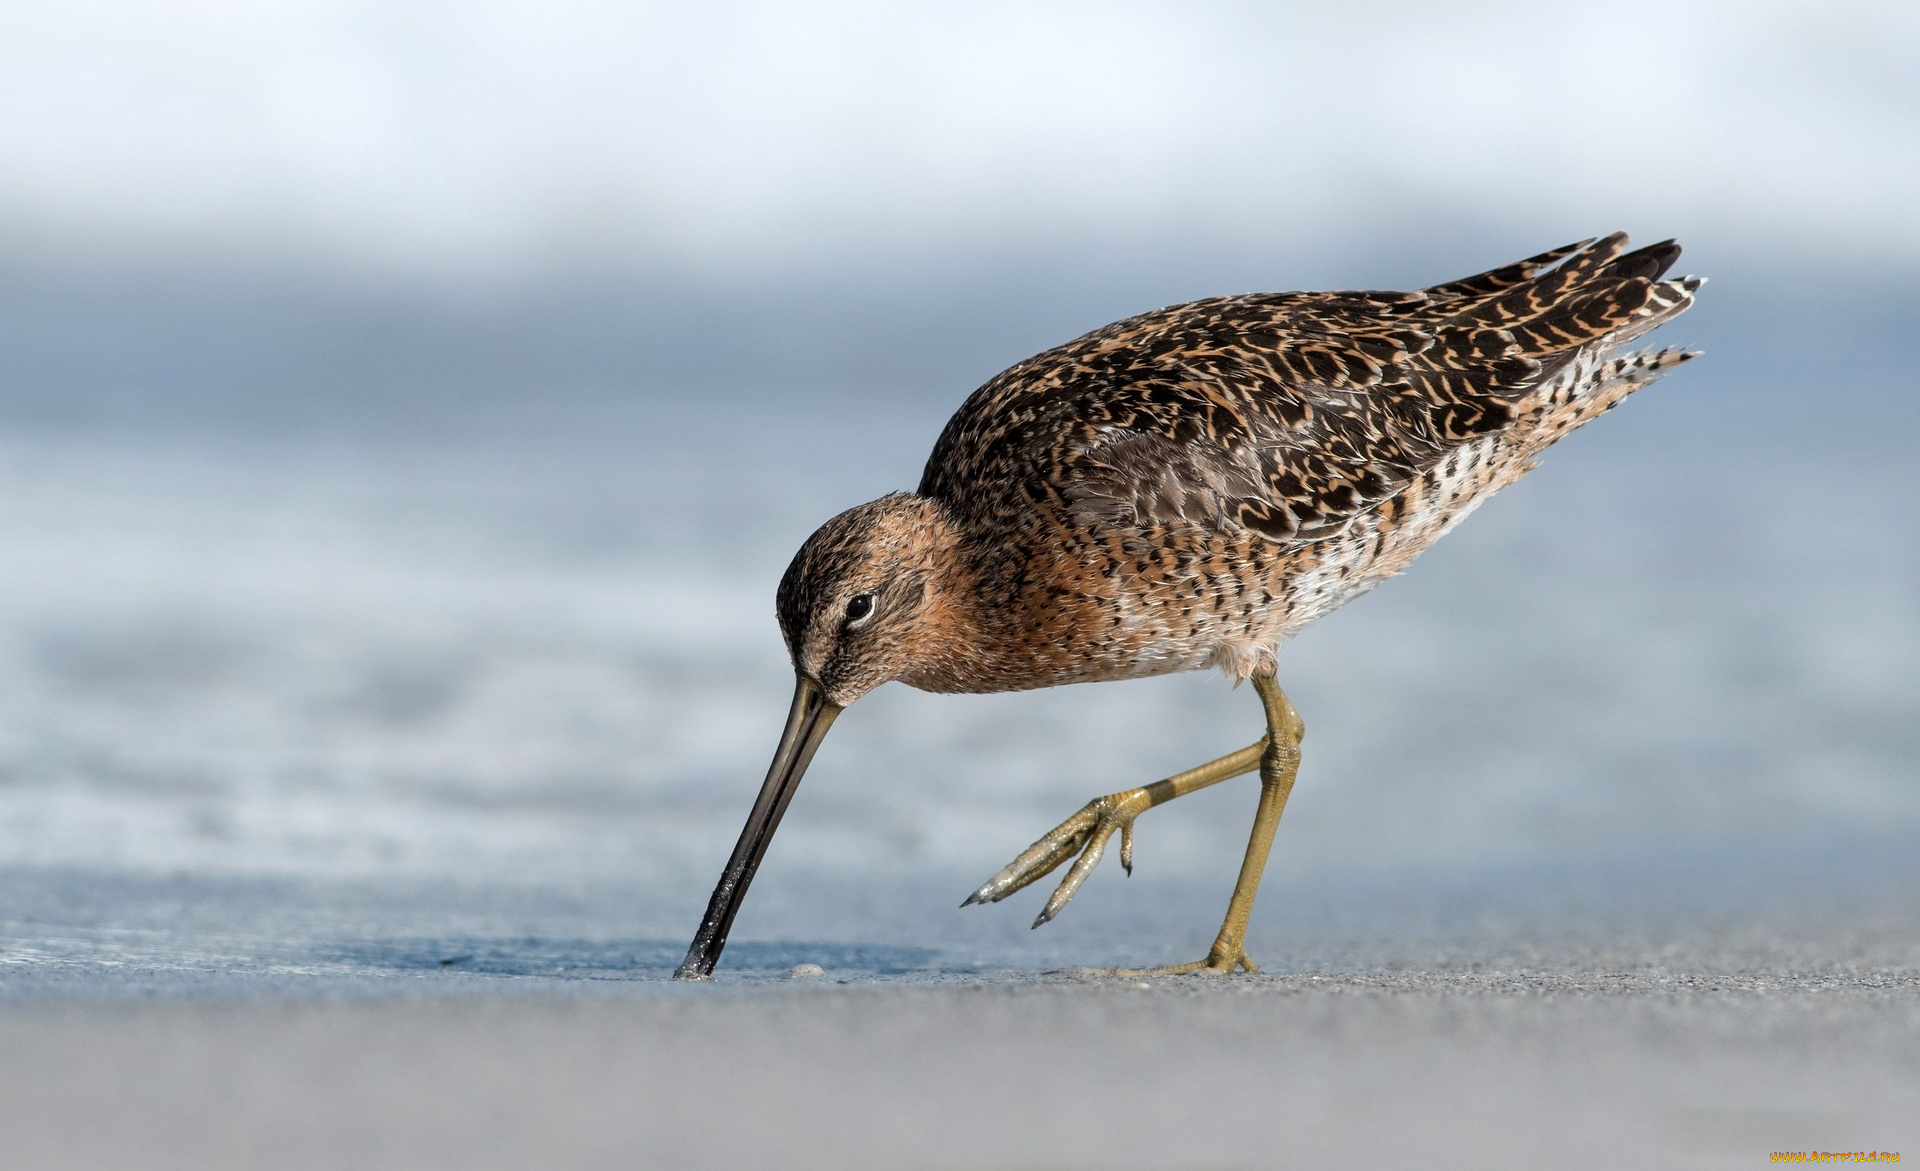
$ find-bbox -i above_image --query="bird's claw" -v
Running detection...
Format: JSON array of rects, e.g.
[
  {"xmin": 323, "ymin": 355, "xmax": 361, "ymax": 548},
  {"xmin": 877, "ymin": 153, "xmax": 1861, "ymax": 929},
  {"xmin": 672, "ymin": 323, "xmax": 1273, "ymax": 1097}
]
[
  {"xmin": 1105, "ymin": 949, "xmax": 1260, "ymax": 977},
  {"xmin": 962, "ymin": 790, "xmax": 1151, "ymax": 927}
]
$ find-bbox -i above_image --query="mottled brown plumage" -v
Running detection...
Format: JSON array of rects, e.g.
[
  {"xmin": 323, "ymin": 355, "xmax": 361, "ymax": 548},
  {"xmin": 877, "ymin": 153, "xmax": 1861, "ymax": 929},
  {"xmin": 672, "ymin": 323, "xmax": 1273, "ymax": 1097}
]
[
  {"xmin": 679, "ymin": 232, "xmax": 1699, "ymax": 979},
  {"xmin": 782, "ymin": 231, "xmax": 1697, "ymax": 701}
]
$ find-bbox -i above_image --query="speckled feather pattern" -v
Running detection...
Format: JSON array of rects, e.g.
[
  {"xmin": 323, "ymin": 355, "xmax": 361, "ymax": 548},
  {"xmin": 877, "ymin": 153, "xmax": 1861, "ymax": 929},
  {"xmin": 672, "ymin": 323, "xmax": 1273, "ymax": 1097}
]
[{"xmin": 779, "ymin": 234, "xmax": 1698, "ymax": 703}]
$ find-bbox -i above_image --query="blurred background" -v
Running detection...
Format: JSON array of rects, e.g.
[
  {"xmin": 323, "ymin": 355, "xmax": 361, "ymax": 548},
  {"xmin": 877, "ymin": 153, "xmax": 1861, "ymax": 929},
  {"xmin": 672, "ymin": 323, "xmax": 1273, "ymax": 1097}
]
[{"xmin": 0, "ymin": 0, "xmax": 1915, "ymax": 979}]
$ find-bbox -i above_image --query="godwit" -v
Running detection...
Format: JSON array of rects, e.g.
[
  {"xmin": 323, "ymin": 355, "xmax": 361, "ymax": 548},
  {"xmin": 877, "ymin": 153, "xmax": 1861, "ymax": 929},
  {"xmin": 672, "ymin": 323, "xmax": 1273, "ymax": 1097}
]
[{"xmin": 676, "ymin": 232, "xmax": 1699, "ymax": 979}]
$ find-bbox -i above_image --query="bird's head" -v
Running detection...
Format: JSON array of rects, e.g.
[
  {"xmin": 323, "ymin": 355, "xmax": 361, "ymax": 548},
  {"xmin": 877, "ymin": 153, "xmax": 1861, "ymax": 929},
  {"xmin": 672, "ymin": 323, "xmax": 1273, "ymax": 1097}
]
[
  {"xmin": 775, "ymin": 491, "xmax": 963, "ymax": 709},
  {"xmin": 674, "ymin": 491, "xmax": 967, "ymax": 979}
]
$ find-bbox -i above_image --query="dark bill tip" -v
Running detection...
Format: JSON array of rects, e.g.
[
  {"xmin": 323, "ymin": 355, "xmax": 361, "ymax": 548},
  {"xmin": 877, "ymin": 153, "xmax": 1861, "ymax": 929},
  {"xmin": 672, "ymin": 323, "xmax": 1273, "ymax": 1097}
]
[{"xmin": 674, "ymin": 676, "xmax": 842, "ymax": 981}]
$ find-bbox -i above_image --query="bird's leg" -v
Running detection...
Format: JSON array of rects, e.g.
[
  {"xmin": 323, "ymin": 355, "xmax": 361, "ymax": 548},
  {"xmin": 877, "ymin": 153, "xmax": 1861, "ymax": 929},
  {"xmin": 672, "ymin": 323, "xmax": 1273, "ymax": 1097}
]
[
  {"xmin": 963, "ymin": 740, "xmax": 1266, "ymax": 927},
  {"xmin": 1111, "ymin": 673, "xmax": 1303, "ymax": 977}
]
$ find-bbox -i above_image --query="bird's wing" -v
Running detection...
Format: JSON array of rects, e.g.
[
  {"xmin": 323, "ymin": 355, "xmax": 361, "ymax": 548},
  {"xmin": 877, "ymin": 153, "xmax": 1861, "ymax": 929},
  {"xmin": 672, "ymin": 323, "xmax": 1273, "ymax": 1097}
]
[{"xmin": 921, "ymin": 233, "xmax": 1697, "ymax": 542}]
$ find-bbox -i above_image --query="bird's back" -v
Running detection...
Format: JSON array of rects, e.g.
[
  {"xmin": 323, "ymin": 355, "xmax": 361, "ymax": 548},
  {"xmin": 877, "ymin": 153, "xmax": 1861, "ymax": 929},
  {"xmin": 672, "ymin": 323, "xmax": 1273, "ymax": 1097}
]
[{"xmin": 912, "ymin": 233, "xmax": 1698, "ymax": 688}]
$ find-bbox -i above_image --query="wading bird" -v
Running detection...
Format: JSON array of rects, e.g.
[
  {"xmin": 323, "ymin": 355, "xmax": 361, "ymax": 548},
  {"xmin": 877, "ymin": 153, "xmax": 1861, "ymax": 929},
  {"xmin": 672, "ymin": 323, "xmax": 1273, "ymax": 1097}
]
[{"xmin": 676, "ymin": 233, "xmax": 1698, "ymax": 979}]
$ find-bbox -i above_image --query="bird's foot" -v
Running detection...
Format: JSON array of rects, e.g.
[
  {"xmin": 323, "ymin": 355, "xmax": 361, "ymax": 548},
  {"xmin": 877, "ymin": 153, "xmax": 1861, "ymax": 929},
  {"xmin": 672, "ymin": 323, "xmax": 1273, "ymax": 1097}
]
[
  {"xmin": 1100, "ymin": 948, "xmax": 1260, "ymax": 977},
  {"xmin": 962, "ymin": 788, "xmax": 1153, "ymax": 927}
]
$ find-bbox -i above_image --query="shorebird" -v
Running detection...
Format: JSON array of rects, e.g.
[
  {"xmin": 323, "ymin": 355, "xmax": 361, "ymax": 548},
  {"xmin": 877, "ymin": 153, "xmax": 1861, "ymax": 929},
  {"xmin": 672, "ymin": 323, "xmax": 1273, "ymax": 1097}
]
[{"xmin": 676, "ymin": 232, "xmax": 1699, "ymax": 980}]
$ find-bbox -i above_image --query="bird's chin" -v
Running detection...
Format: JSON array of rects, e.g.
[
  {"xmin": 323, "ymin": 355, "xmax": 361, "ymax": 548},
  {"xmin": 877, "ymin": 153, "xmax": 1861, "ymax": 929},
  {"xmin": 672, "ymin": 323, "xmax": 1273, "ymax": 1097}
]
[
  {"xmin": 818, "ymin": 671, "xmax": 895, "ymax": 709},
  {"xmin": 822, "ymin": 684, "xmax": 876, "ymax": 710}
]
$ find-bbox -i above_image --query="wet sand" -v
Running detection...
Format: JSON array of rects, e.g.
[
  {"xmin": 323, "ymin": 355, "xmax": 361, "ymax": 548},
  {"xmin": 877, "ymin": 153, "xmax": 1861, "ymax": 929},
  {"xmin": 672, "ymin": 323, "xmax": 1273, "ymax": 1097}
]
[
  {"xmin": 4, "ymin": 962, "xmax": 1917, "ymax": 1170},
  {"xmin": 3, "ymin": 879, "xmax": 1917, "ymax": 1171}
]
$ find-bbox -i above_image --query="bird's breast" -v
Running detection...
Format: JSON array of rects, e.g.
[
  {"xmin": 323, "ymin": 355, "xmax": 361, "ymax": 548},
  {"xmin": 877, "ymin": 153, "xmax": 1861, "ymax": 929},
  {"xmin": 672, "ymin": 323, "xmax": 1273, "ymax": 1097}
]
[{"xmin": 910, "ymin": 527, "xmax": 1306, "ymax": 693}]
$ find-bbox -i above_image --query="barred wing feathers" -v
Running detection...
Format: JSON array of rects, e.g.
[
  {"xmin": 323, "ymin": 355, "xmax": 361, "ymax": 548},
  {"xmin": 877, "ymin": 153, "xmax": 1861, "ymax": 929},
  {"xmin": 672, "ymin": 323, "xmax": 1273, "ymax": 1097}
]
[{"xmin": 920, "ymin": 233, "xmax": 1698, "ymax": 543}]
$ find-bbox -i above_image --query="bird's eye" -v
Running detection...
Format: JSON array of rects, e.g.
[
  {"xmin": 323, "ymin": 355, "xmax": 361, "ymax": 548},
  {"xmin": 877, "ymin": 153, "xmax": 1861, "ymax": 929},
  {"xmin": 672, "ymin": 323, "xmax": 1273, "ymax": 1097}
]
[{"xmin": 843, "ymin": 594, "xmax": 874, "ymax": 625}]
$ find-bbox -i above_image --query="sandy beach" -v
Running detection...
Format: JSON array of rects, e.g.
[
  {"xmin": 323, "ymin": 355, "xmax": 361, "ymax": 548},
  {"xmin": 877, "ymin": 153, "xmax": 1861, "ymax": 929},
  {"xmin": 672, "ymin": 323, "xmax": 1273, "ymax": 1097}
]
[
  {"xmin": 2, "ymin": 860, "xmax": 1916, "ymax": 1169},
  {"xmin": 5, "ymin": 938, "xmax": 1917, "ymax": 1170}
]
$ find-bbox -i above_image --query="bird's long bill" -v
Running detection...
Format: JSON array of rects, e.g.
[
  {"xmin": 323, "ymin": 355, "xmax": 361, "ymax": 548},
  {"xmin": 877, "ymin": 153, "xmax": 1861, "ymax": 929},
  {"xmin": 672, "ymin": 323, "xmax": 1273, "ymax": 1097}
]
[{"xmin": 674, "ymin": 676, "xmax": 842, "ymax": 980}]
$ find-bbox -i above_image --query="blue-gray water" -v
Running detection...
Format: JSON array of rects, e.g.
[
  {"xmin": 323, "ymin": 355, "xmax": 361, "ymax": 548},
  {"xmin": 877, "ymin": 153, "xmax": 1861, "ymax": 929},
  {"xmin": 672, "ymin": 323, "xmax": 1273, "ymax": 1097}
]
[{"xmin": 1, "ymin": 316, "xmax": 1915, "ymax": 991}]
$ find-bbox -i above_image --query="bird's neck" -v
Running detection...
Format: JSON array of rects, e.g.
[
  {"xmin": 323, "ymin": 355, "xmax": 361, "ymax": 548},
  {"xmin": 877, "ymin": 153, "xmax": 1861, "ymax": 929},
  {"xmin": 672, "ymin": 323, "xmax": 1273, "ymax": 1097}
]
[{"xmin": 891, "ymin": 509, "xmax": 1026, "ymax": 695}]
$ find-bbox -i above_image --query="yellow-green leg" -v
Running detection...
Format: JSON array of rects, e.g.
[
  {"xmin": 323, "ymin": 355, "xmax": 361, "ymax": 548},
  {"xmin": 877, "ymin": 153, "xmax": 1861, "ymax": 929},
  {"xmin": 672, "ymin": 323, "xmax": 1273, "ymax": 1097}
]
[
  {"xmin": 963, "ymin": 673, "xmax": 1306, "ymax": 975},
  {"xmin": 962, "ymin": 739, "xmax": 1266, "ymax": 923},
  {"xmin": 1116, "ymin": 674, "xmax": 1303, "ymax": 975}
]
